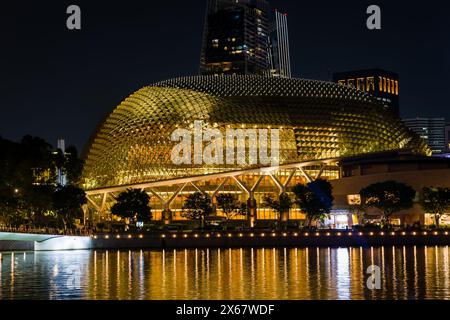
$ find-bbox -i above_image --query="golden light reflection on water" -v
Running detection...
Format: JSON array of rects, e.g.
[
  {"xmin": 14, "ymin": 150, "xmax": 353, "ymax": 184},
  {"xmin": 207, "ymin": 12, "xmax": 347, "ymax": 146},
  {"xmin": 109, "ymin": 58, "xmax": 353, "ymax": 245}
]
[{"xmin": 1, "ymin": 247, "xmax": 450, "ymax": 300}]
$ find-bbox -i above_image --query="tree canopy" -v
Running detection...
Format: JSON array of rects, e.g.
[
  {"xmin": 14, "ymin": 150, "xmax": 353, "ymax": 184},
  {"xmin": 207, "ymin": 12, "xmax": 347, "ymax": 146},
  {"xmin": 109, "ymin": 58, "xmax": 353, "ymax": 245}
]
[
  {"xmin": 360, "ymin": 180, "xmax": 416, "ymax": 227},
  {"xmin": 263, "ymin": 193, "xmax": 292, "ymax": 216},
  {"xmin": 216, "ymin": 193, "xmax": 246, "ymax": 221},
  {"xmin": 263, "ymin": 192, "xmax": 293, "ymax": 229},
  {"xmin": 420, "ymin": 187, "xmax": 450, "ymax": 228},
  {"xmin": 111, "ymin": 189, "xmax": 152, "ymax": 224},
  {"xmin": 0, "ymin": 135, "xmax": 86, "ymax": 229},
  {"xmin": 182, "ymin": 192, "xmax": 213, "ymax": 228},
  {"xmin": 292, "ymin": 179, "xmax": 334, "ymax": 228},
  {"xmin": 53, "ymin": 185, "xmax": 87, "ymax": 230}
]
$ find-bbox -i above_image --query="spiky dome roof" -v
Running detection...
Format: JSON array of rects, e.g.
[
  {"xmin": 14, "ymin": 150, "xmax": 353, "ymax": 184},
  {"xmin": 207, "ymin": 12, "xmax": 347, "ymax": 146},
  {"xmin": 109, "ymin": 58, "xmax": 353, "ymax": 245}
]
[{"xmin": 82, "ymin": 75, "xmax": 430, "ymax": 189}]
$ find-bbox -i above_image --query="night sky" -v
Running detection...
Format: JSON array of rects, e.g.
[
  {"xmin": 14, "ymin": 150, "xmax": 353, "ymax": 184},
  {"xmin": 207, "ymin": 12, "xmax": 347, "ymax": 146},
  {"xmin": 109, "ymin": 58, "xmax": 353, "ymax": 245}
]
[{"xmin": 1, "ymin": 0, "xmax": 449, "ymax": 152}]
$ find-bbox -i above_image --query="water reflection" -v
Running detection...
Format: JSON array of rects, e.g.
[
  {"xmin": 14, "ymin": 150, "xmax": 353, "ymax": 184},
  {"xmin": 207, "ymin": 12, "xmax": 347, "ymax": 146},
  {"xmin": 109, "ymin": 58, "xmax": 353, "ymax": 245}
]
[{"xmin": 1, "ymin": 247, "xmax": 450, "ymax": 300}]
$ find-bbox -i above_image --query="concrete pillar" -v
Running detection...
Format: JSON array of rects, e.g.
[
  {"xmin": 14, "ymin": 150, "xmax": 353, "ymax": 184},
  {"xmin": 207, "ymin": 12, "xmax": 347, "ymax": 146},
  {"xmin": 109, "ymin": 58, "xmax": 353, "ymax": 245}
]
[
  {"xmin": 247, "ymin": 195, "xmax": 257, "ymax": 229},
  {"xmin": 280, "ymin": 210, "xmax": 289, "ymax": 226},
  {"xmin": 399, "ymin": 214, "xmax": 407, "ymax": 227},
  {"xmin": 347, "ymin": 213, "xmax": 354, "ymax": 228},
  {"xmin": 162, "ymin": 204, "xmax": 172, "ymax": 225},
  {"xmin": 82, "ymin": 204, "xmax": 88, "ymax": 227}
]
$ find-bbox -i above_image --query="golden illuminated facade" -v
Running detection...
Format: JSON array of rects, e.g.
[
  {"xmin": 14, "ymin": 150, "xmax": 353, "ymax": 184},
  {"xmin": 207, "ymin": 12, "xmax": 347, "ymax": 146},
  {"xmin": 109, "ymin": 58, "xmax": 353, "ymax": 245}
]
[
  {"xmin": 333, "ymin": 69, "xmax": 400, "ymax": 115},
  {"xmin": 82, "ymin": 75, "xmax": 429, "ymax": 224},
  {"xmin": 336, "ymin": 76, "xmax": 399, "ymax": 96}
]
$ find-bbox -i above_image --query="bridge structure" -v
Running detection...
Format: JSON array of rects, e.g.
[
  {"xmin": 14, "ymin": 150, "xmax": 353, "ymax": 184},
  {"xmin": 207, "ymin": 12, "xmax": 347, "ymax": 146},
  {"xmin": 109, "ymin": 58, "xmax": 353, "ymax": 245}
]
[
  {"xmin": 0, "ymin": 232, "xmax": 62, "ymax": 242},
  {"xmin": 0, "ymin": 232, "xmax": 92, "ymax": 251}
]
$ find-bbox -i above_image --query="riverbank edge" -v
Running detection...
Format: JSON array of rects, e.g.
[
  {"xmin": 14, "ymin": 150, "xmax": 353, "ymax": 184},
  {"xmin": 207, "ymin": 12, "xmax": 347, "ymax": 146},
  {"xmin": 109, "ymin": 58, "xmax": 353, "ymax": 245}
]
[{"xmin": 1, "ymin": 230, "xmax": 450, "ymax": 251}]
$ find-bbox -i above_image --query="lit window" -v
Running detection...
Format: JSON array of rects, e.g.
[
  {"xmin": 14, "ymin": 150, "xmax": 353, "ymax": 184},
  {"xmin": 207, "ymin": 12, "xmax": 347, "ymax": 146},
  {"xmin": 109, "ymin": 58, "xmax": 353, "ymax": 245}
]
[
  {"xmin": 366, "ymin": 77, "xmax": 375, "ymax": 92},
  {"xmin": 347, "ymin": 194, "xmax": 361, "ymax": 205},
  {"xmin": 378, "ymin": 76, "xmax": 383, "ymax": 91},
  {"xmin": 357, "ymin": 78, "xmax": 365, "ymax": 91},
  {"xmin": 347, "ymin": 79, "xmax": 355, "ymax": 88}
]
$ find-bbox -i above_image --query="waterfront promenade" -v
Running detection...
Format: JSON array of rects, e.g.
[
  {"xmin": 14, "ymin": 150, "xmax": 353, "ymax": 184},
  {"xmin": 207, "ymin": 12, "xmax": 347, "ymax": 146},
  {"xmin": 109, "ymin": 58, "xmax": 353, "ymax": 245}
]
[{"xmin": 1, "ymin": 230, "xmax": 450, "ymax": 251}]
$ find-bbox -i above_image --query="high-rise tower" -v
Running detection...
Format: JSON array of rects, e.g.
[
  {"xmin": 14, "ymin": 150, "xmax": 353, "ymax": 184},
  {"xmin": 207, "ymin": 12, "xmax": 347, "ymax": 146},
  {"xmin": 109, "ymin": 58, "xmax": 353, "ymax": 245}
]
[
  {"xmin": 57, "ymin": 139, "xmax": 67, "ymax": 186},
  {"xmin": 268, "ymin": 10, "xmax": 291, "ymax": 78},
  {"xmin": 403, "ymin": 118, "xmax": 446, "ymax": 154},
  {"xmin": 200, "ymin": 0, "xmax": 291, "ymax": 77}
]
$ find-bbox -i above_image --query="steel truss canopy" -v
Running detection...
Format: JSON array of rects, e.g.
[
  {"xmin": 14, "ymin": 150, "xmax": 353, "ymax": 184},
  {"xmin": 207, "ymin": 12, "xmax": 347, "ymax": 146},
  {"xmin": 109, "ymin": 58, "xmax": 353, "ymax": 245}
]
[{"xmin": 84, "ymin": 158, "xmax": 339, "ymax": 221}]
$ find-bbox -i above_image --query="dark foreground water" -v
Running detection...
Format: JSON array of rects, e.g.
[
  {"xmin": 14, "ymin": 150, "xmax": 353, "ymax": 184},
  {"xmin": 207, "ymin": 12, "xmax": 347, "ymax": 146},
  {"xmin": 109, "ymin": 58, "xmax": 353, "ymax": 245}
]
[{"xmin": 1, "ymin": 246, "xmax": 449, "ymax": 300}]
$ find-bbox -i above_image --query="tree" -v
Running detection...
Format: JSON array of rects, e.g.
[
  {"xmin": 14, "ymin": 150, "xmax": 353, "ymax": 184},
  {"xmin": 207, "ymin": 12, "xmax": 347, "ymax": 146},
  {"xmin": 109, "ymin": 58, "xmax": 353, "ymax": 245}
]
[
  {"xmin": 19, "ymin": 135, "xmax": 57, "ymax": 187},
  {"xmin": 182, "ymin": 192, "xmax": 213, "ymax": 229},
  {"xmin": 162, "ymin": 208, "xmax": 173, "ymax": 224},
  {"xmin": 0, "ymin": 191, "xmax": 20, "ymax": 227},
  {"xmin": 360, "ymin": 180, "xmax": 416, "ymax": 228},
  {"xmin": 216, "ymin": 193, "xmax": 246, "ymax": 222},
  {"xmin": 22, "ymin": 185, "xmax": 56, "ymax": 227},
  {"xmin": 348, "ymin": 204, "xmax": 367, "ymax": 226},
  {"xmin": 111, "ymin": 189, "xmax": 152, "ymax": 225},
  {"xmin": 238, "ymin": 202, "xmax": 249, "ymax": 218},
  {"xmin": 63, "ymin": 146, "xmax": 84, "ymax": 186},
  {"xmin": 0, "ymin": 135, "xmax": 86, "ymax": 230},
  {"xmin": 1, "ymin": 136, "xmax": 59, "ymax": 228},
  {"xmin": 53, "ymin": 185, "xmax": 87, "ymax": 231},
  {"xmin": 263, "ymin": 192, "xmax": 293, "ymax": 230},
  {"xmin": 293, "ymin": 179, "xmax": 334, "ymax": 228},
  {"xmin": 420, "ymin": 187, "xmax": 450, "ymax": 229},
  {"xmin": 52, "ymin": 145, "xmax": 84, "ymax": 186}
]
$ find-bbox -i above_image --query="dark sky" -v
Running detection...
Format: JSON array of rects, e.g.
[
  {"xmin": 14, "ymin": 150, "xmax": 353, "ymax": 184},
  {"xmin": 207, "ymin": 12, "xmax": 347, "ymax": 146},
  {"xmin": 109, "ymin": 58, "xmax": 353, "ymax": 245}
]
[{"xmin": 1, "ymin": 0, "xmax": 449, "ymax": 152}]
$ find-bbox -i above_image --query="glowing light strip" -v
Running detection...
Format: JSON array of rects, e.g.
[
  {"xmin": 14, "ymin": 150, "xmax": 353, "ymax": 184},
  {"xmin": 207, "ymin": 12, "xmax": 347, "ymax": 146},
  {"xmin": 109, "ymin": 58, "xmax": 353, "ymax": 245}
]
[{"xmin": 96, "ymin": 231, "xmax": 450, "ymax": 240}]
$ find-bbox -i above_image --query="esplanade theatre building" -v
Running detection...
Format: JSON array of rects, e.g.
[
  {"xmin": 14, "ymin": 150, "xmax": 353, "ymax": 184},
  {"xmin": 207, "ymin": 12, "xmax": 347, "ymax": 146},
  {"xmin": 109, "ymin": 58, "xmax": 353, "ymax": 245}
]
[{"xmin": 82, "ymin": 76, "xmax": 450, "ymax": 228}]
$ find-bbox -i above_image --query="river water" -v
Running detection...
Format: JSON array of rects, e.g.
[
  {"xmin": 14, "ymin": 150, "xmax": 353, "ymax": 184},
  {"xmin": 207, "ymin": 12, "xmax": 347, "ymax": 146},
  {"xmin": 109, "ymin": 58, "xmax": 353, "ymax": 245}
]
[{"xmin": 1, "ymin": 246, "xmax": 449, "ymax": 300}]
